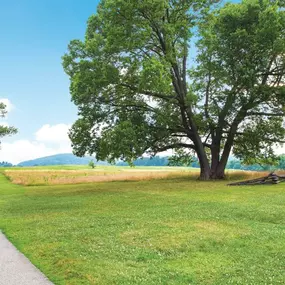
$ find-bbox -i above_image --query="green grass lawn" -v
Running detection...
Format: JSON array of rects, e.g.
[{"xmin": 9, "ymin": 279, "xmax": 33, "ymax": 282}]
[{"xmin": 1, "ymin": 170, "xmax": 285, "ymax": 284}]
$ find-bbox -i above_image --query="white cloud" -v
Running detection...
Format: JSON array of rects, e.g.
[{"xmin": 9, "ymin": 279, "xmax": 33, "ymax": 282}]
[
  {"xmin": 0, "ymin": 140, "xmax": 72, "ymax": 164},
  {"xmin": 0, "ymin": 100, "xmax": 74, "ymax": 164},
  {"xmin": 35, "ymin": 124, "xmax": 71, "ymax": 143},
  {"xmin": 0, "ymin": 98, "xmax": 14, "ymax": 113},
  {"xmin": 0, "ymin": 123, "xmax": 72, "ymax": 164},
  {"xmin": 0, "ymin": 122, "xmax": 9, "ymax": 127}
]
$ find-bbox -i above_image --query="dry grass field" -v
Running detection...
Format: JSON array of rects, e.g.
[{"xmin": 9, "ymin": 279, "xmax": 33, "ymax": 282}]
[
  {"xmin": 3, "ymin": 166, "xmax": 276, "ymax": 186},
  {"xmin": 4, "ymin": 167, "xmax": 192, "ymax": 185}
]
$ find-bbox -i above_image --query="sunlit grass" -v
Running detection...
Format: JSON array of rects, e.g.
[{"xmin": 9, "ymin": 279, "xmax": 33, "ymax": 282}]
[
  {"xmin": 4, "ymin": 167, "xmax": 197, "ymax": 186},
  {"xmin": 1, "ymin": 168, "xmax": 285, "ymax": 284},
  {"xmin": 4, "ymin": 166, "xmax": 279, "ymax": 186}
]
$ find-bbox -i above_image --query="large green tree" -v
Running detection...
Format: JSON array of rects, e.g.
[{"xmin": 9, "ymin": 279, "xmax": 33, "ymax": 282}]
[
  {"xmin": 0, "ymin": 102, "xmax": 17, "ymax": 144},
  {"xmin": 63, "ymin": 0, "xmax": 285, "ymax": 180}
]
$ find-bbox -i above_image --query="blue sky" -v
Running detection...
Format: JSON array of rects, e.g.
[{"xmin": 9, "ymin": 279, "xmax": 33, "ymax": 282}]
[
  {"xmin": 0, "ymin": 0, "xmax": 100, "ymax": 163},
  {"xmin": 0, "ymin": 0, "xmax": 283, "ymax": 163}
]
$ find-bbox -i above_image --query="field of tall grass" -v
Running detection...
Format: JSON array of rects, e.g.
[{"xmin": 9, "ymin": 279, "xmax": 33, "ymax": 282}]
[
  {"xmin": 3, "ymin": 165, "xmax": 276, "ymax": 186},
  {"xmin": 4, "ymin": 167, "xmax": 192, "ymax": 185}
]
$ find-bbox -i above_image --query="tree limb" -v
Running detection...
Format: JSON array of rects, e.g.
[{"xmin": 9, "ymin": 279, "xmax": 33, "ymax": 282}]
[
  {"xmin": 246, "ymin": 112, "xmax": 285, "ymax": 117},
  {"xmin": 154, "ymin": 143, "xmax": 196, "ymax": 152},
  {"xmin": 204, "ymin": 72, "xmax": 211, "ymax": 120},
  {"xmin": 120, "ymin": 83, "xmax": 176, "ymax": 101}
]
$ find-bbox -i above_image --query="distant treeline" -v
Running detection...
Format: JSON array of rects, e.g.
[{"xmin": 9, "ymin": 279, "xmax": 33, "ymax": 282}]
[
  {"xmin": 117, "ymin": 155, "xmax": 285, "ymax": 171},
  {"xmin": 2, "ymin": 155, "xmax": 285, "ymax": 170},
  {"xmin": 116, "ymin": 156, "xmax": 199, "ymax": 167},
  {"xmin": 117, "ymin": 156, "xmax": 169, "ymax": 167},
  {"xmin": 227, "ymin": 155, "xmax": 285, "ymax": 171},
  {"xmin": 0, "ymin": 161, "xmax": 13, "ymax": 167}
]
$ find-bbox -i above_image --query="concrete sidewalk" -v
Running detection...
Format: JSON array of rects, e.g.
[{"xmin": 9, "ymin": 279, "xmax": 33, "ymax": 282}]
[{"xmin": 0, "ymin": 232, "xmax": 53, "ymax": 285}]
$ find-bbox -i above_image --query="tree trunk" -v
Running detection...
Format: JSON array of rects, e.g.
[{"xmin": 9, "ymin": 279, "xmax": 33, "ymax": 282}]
[
  {"xmin": 191, "ymin": 131, "xmax": 211, "ymax": 180},
  {"xmin": 199, "ymin": 157, "xmax": 226, "ymax": 180},
  {"xmin": 196, "ymin": 148, "xmax": 211, "ymax": 180},
  {"xmin": 199, "ymin": 164, "xmax": 211, "ymax": 180},
  {"xmin": 209, "ymin": 146, "xmax": 226, "ymax": 179},
  {"xmin": 210, "ymin": 164, "xmax": 226, "ymax": 179},
  {"xmin": 210, "ymin": 144, "xmax": 220, "ymax": 176},
  {"xmin": 207, "ymin": 112, "xmax": 245, "ymax": 180}
]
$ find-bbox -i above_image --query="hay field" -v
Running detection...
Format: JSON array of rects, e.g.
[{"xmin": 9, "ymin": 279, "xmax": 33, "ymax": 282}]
[
  {"xmin": 4, "ymin": 166, "xmax": 194, "ymax": 186},
  {"xmin": 3, "ymin": 166, "xmax": 277, "ymax": 186}
]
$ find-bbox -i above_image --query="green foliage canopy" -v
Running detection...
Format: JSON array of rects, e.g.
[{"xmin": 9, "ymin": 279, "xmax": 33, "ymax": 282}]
[
  {"xmin": 63, "ymin": 0, "xmax": 285, "ymax": 179},
  {"xmin": 195, "ymin": 0, "xmax": 285, "ymax": 167},
  {"xmin": 0, "ymin": 102, "xmax": 17, "ymax": 144}
]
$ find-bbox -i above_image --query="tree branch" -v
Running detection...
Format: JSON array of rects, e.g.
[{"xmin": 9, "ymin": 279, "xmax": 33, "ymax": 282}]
[
  {"xmin": 120, "ymin": 83, "xmax": 176, "ymax": 101},
  {"xmin": 154, "ymin": 143, "xmax": 196, "ymax": 153},
  {"xmin": 204, "ymin": 72, "xmax": 211, "ymax": 120},
  {"xmin": 171, "ymin": 134, "xmax": 189, "ymax": 138},
  {"xmin": 246, "ymin": 112, "xmax": 285, "ymax": 117},
  {"xmin": 203, "ymin": 132, "xmax": 211, "ymax": 145}
]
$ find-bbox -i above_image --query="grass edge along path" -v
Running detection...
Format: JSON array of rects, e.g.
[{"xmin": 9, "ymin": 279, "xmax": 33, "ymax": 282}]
[
  {"xmin": 0, "ymin": 231, "xmax": 54, "ymax": 285},
  {"xmin": 0, "ymin": 174, "xmax": 57, "ymax": 284},
  {"xmin": 1, "ymin": 171, "xmax": 285, "ymax": 284}
]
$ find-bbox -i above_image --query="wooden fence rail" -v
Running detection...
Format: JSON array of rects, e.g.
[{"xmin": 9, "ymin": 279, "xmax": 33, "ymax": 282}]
[{"xmin": 228, "ymin": 172, "xmax": 285, "ymax": 186}]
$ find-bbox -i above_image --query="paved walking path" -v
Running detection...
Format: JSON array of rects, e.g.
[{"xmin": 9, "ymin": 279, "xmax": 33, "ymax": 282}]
[{"xmin": 0, "ymin": 232, "xmax": 53, "ymax": 285}]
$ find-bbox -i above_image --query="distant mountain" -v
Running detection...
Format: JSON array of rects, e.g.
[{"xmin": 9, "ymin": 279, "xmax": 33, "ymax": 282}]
[{"xmin": 17, "ymin": 153, "xmax": 108, "ymax": 167}]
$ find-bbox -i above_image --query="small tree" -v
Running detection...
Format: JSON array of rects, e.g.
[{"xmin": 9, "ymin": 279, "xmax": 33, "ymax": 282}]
[
  {"xmin": 63, "ymin": 0, "xmax": 285, "ymax": 180},
  {"xmin": 0, "ymin": 102, "xmax": 17, "ymax": 145},
  {"xmin": 88, "ymin": 160, "xmax": 96, "ymax": 169}
]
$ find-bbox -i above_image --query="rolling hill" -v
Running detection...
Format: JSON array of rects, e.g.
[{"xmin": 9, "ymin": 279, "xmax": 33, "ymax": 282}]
[{"xmin": 17, "ymin": 153, "xmax": 108, "ymax": 167}]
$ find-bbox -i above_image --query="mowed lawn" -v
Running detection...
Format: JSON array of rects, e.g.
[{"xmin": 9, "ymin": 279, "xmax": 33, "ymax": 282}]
[{"xmin": 0, "ymin": 169, "xmax": 285, "ymax": 284}]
